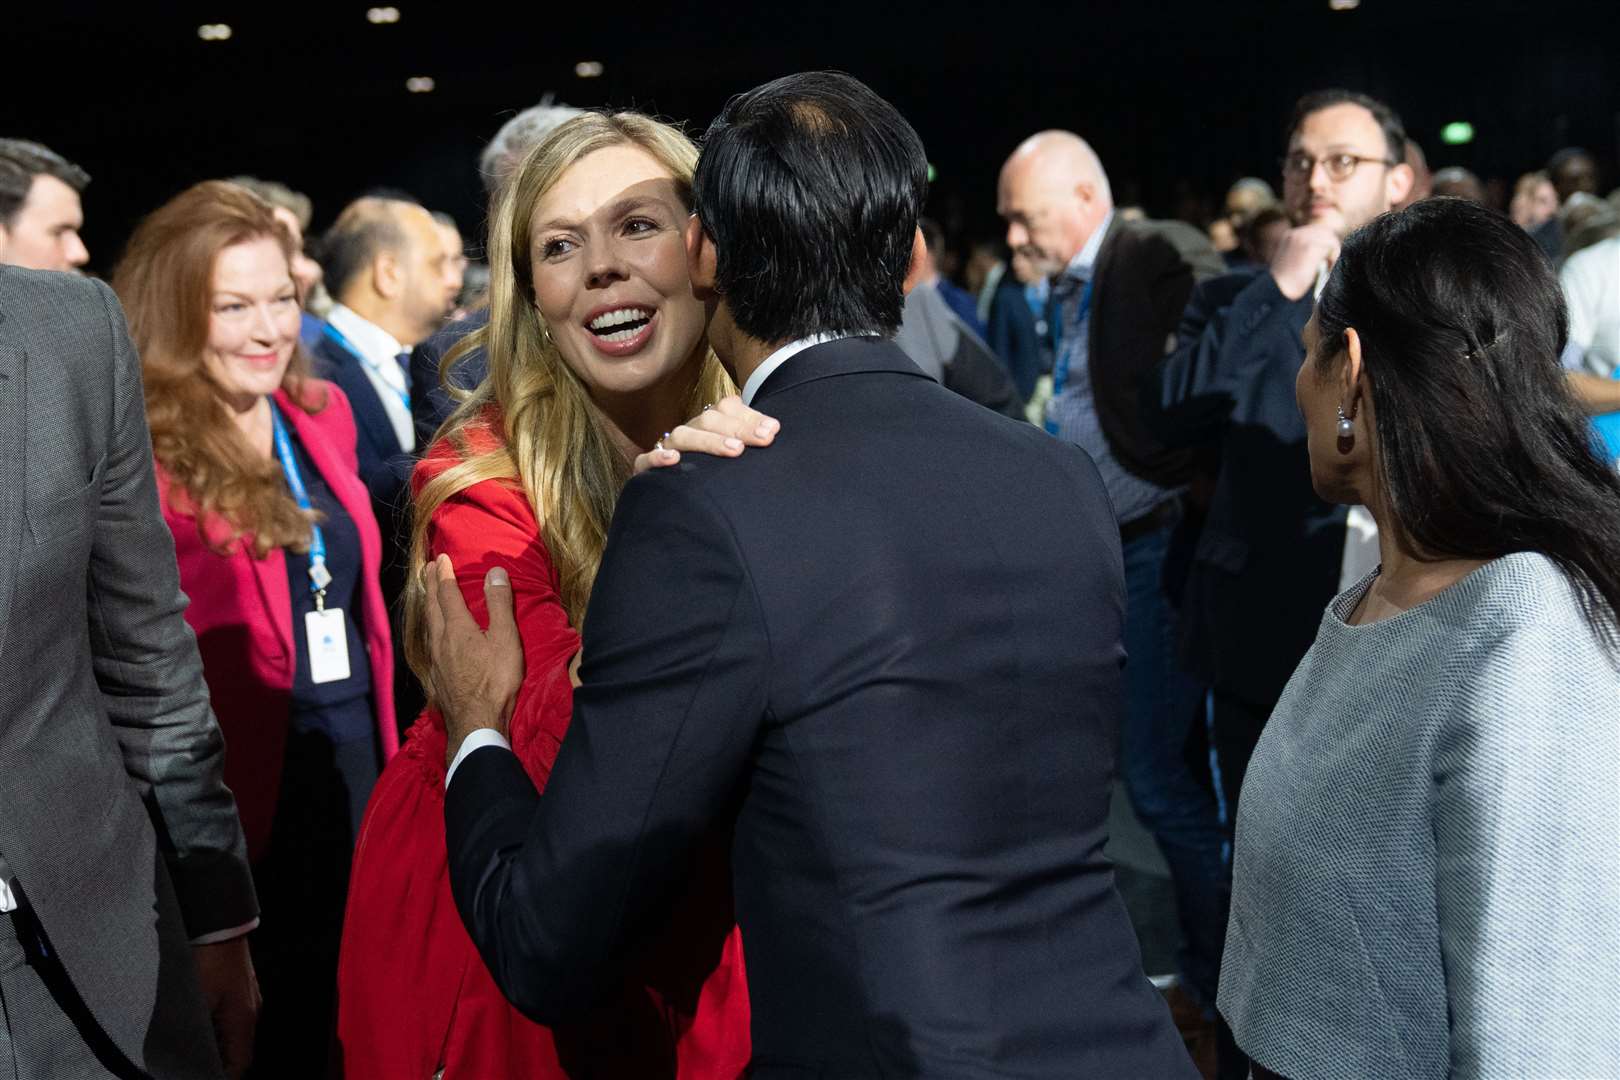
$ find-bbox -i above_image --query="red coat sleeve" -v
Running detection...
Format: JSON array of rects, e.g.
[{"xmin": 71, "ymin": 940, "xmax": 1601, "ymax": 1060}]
[{"xmin": 425, "ymin": 471, "xmax": 582, "ymax": 787}]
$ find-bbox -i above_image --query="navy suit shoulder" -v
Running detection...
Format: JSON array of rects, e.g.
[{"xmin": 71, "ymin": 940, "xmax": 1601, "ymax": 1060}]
[{"xmin": 410, "ymin": 308, "xmax": 489, "ymax": 448}]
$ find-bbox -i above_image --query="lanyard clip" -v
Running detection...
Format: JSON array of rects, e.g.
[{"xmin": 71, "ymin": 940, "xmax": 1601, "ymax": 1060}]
[{"xmin": 315, "ymin": 588, "xmax": 327, "ymax": 613}]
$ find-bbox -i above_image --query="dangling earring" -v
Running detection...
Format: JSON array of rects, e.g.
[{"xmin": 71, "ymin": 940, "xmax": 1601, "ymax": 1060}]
[{"xmin": 1336, "ymin": 405, "xmax": 1355, "ymax": 453}]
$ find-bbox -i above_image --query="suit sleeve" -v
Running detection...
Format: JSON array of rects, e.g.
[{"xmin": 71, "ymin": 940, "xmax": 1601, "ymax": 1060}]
[
  {"xmin": 84, "ymin": 279, "xmax": 258, "ymax": 937},
  {"xmin": 1145, "ymin": 271, "xmax": 1304, "ymax": 449},
  {"xmin": 1433, "ymin": 628, "xmax": 1620, "ymax": 1078},
  {"xmin": 445, "ymin": 468, "xmax": 768, "ymax": 1024}
]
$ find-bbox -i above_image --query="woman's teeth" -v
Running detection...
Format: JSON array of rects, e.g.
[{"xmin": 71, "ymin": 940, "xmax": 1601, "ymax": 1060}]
[{"xmin": 588, "ymin": 307, "xmax": 653, "ymax": 340}]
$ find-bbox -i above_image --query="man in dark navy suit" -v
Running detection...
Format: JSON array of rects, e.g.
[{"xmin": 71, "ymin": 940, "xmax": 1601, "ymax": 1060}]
[
  {"xmin": 313, "ymin": 195, "xmax": 456, "ymax": 730},
  {"xmin": 430, "ymin": 72, "xmax": 1197, "ymax": 1077}
]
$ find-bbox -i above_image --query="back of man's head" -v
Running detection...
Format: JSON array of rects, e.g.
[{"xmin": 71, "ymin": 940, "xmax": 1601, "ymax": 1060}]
[
  {"xmin": 480, "ymin": 101, "xmax": 587, "ymax": 197},
  {"xmin": 694, "ymin": 71, "xmax": 928, "ymax": 342},
  {"xmin": 320, "ymin": 197, "xmax": 410, "ymax": 303}
]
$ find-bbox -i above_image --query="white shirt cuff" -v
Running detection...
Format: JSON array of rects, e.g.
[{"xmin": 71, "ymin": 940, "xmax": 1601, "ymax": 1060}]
[
  {"xmin": 188, "ymin": 918, "xmax": 260, "ymax": 945},
  {"xmin": 447, "ymin": 728, "xmax": 513, "ymax": 788}
]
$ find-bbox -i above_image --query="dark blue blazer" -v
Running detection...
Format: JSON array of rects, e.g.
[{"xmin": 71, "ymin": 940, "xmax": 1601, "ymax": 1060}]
[
  {"xmin": 409, "ymin": 308, "xmax": 489, "ymax": 450},
  {"xmin": 1147, "ymin": 267, "xmax": 1346, "ymax": 710},
  {"xmin": 446, "ymin": 337, "xmax": 1197, "ymax": 1077}
]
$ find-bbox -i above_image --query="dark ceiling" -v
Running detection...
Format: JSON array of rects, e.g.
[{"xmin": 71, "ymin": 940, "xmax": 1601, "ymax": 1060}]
[{"xmin": 7, "ymin": 1, "xmax": 1616, "ymax": 275}]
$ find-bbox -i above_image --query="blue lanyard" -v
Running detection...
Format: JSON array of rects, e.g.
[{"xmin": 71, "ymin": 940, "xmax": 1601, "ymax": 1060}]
[
  {"xmin": 1044, "ymin": 280, "xmax": 1093, "ymax": 436},
  {"xmin": 322, "ymin": 322, "xmax": 411, "ymax": 412},
  {"xmin": 269, "ymin": 403, "xmax": 332, "ymax": 604}
]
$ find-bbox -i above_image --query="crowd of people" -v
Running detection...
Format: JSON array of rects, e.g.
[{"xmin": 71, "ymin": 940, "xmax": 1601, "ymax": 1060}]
[{"xmin": 0, "ymin": 67, "xmax": 1616, "ymax": 1080}]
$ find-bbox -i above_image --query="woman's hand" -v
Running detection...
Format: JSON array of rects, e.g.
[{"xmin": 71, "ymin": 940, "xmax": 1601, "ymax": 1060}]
[{"xmin": 634, "ymin": 395, "xmax": 780, "ymax": 474}]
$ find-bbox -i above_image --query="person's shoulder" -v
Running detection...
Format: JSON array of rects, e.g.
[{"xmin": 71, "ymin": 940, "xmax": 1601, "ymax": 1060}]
[
  {"xmin": 412, "ymin": 407, "xmax": 513, "ymax": 493},
  {"xmin": 1560, "ymin": 234, "xmax": 1620, "ymax": 282},
  {"xmin": 419, "ymin": 308, "xmax": 489, "ymax": 354},
  {"xmin": 0, "ymin": 267, "xmax": 117, "ymax": 336}
]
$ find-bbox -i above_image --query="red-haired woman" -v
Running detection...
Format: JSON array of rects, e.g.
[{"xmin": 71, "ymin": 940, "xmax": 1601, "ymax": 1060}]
[{"xmin": 113, "ymin": 180, "xmax": 399, "ymax": 1077}]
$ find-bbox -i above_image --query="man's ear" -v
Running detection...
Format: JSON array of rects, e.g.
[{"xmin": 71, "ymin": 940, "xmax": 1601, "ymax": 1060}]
[
  {"xmin": 900, "ymin": 226, "xmax": 928, "ymax": 296},
  {"xmin": 1386, "ymin": 162, "xmax": 1415, "ymax": 209},
  {"xmin": 374, "ymin": 249, "xmax": 403, "ymax": 301},
  {"xmin": 685, "ymin": 215, "xmax": 719, "ymax": 300}
]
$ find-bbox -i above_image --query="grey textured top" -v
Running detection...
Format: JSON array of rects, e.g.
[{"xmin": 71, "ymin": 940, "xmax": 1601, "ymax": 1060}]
[{"xmin": 1220, "ymin": 552, "xmax": 1620, "ymax": 1080}]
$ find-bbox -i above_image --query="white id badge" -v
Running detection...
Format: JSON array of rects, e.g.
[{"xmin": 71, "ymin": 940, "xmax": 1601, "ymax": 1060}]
[{"xmin": 305, "ymin": 608, "xmax": 352, "ymax": 684}]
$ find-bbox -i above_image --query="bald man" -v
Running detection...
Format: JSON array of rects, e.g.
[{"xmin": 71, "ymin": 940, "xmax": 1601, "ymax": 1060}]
[
  {"xmin": 313, "ymin": 196, "xmax": 456, "ymax": 732},
  {"xmin": 997, "ymin": 130, "xmax": 1227, "ymax": 1011}
]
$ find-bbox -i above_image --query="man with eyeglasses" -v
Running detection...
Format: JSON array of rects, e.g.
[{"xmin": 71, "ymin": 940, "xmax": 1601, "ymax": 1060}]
[{"xmin": 1145, "ymin": 88, "xmax": 1413, "ymax": 1079}]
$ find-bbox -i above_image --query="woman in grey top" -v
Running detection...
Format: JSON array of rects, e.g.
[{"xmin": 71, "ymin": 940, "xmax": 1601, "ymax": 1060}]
[{"xmin": 1219, "ymin": 197, "xmax": 1620, "ymax": 1080}]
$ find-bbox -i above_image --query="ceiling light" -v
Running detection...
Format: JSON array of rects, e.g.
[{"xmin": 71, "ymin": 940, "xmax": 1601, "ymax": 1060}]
[
  {"xmin": 367, "ymin": 7, "xmax": 401, "ymax": 23},
  {"xmin": 406, "ymin": 76, "xmax": 436, "ymax": 93},
  {"xmin": 1328, "ymin": 0, "xmax": 1360, "ymax": 9},
  {"xmin": 575, "ymin": 61, "xmax": 604, "ymax": 78},
  {"xmin": 197, "ymin": 24, "xmax": 232, "ymax": 41}
]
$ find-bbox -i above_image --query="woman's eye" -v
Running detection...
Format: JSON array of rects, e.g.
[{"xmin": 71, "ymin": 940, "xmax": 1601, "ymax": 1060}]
[
  {"xmin": 624, "ymin": 217, "xmax": 657, "ymax": 235},
  {"xmin": 542, "ymin": 238, "xmax": 575, "ymax": 258},
  {"xmin": 217, "ymin": 303, "xmax": 246, "ymax": 315}
]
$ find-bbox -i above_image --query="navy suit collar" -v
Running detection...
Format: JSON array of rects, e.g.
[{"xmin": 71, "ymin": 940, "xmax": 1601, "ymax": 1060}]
[{"xmin": 751, "ymin": 336, "xmax": 933, "ymax": 405}]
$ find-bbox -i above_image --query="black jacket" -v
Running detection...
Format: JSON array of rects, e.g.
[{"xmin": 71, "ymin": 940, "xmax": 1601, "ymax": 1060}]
[
  {"xmin": 1147, "ymin": 266, "xmax": 1347, "ymax": 709},
  {"xmin": 447, "ymin": 337, "xmax": 1197, "ymax": 1078}
]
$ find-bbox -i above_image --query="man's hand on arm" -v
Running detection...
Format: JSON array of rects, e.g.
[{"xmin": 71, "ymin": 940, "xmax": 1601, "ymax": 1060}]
[
  {"xmin": 1568, "ymin": 370, "xmax": 1620, "ymax": 414},
  {"xmin": 424, "ymin": 554, "xmax": 526, "ymax": 769},
  {"xmin": 191, "ymin": 937, "xmax": 260, "ymax": 1079}
]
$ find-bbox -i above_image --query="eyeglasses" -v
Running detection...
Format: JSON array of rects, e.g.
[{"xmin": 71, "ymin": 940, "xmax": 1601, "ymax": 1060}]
[{"xmin": 1280, "ymin": 152, "xmax": 1396, "ymax": 182}]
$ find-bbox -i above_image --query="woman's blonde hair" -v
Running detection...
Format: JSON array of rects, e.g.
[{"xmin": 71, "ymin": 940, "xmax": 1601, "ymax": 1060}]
[
  {"xmin": 405, "ymin": 112, "xmax": 732, "ymax": 694},
  {"xmin": 113, "ymin": 180, "xmax": 325, "ymax": 558}
]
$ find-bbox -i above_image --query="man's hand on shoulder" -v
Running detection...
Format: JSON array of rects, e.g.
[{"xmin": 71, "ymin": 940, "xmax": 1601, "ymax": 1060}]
[
  {"xmin": 1269, "ymin": 223, "xmax": 1342, "ymax": 301},
  {"xmin": 192, "ymin": 937, "xmax": 259, "ymax": 1079},
  {"xmin": 424, "ymin": 554, "xmax": 526, "ymax": 769}
]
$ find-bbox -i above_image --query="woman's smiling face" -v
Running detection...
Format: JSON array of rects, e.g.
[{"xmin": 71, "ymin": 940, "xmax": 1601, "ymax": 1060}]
[{"xmin": 528, "ymin": 143, "xmax": 706, "ymax": 401}]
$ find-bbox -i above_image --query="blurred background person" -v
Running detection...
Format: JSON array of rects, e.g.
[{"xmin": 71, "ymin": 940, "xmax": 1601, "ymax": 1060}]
[
  {"xmin": 1561, "ymin": 228, "xmax": 1620, "ymax": 460},
  {"xmin": 1239, "ymin": 205, "xmax": 1290, "ymax": 267},
  {"xmin": 1213, "ymin": 177, "xmax": 1278, "ymax": 266},
  {"xmin": 1430, "ymin": 166, "xmax": 1484, "ymax": 203},
  {"xmin": 918, "ymin": 216, "xmax": 987, "ymax": 335},
  {"xmin": 1557, "ymin": 190, "xmax": 1620, "ymax": 258},
  {"xmin": 314, "ymin": 194, "xmax": 458, "ymax": 735},
  {"xmin": 0, "ymin": 138, "xmax": 89, "ymax": 271},
  {"xmin": 1534, "ymin": 146, "xmax": 1603, "ymax": 261},
  {"xmin": 998, "ymin": 129, "xmax": 1228, "ymax": 1034},
  {"xmin": 113, "ymin": 180, "xmax": 399, "ymax": 1077},
  {"xmin": 430, "ymin": 209, "xmax": 470, "ymax": 318},
  {"xmin": 985, "ymin": 247, "xmax": 1050, "ymax": 404},
  {"xmin": 411, "ymin": 100, "xmax": 584, "ymax": 448},
  {"xmin": 339, "ymin": 110, "xmax": 751, "ymax": 1080},
  {"xmin": 1223, "ymin": 196, "xmax": 1620, "ymax": 1080},
  {"xmin": 229, "ymin": 176, "xmax": 329, "ymax": 344},
  {"xmin": 1510, "ymin": 169, "xmax": 1559, "ymax": 231}
]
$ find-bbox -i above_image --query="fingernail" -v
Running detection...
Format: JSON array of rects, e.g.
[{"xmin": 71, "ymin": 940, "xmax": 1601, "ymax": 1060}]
[
  {"xmin": 487, "ymin": 567, "xmax": 509, "ymax": 587},
  {"xmin": 660, "ymin": 448, "xmax": 678, "ymax": 459},
  {"xmin": 724, "ymin": 437, "xmax": 743, "ymax": 450},
  {"xmin": 756, "ymin": 421, "xmax": 776, "ymax": 437}
]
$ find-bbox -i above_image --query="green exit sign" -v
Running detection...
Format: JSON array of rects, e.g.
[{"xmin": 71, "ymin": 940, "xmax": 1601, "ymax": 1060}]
[{"xmin": 1441, "ymin": 122, "xmax": 1475, "ymax": 145}]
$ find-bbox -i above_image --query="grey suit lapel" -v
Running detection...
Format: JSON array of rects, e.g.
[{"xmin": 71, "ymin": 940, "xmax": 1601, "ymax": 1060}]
[{"xmin": 0, "ymin": 334, "xmax": 23, "ymax": 662}]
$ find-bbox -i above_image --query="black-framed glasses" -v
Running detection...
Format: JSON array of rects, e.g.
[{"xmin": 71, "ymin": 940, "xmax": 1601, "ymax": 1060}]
[{"xmin": 1280, "ymin": 152, "xmax": 1396, "ymax": 182}]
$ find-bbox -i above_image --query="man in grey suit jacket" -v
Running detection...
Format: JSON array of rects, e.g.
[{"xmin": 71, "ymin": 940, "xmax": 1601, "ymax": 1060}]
[{"xmin": 0, "ymin": 267, "xmax": 260, "ymax": 1078}]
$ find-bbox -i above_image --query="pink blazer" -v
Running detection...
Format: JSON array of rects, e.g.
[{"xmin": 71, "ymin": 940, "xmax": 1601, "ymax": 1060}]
[{"xmin": 157, "ymin": 381, "xmax": 399, "ymax": 862}]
